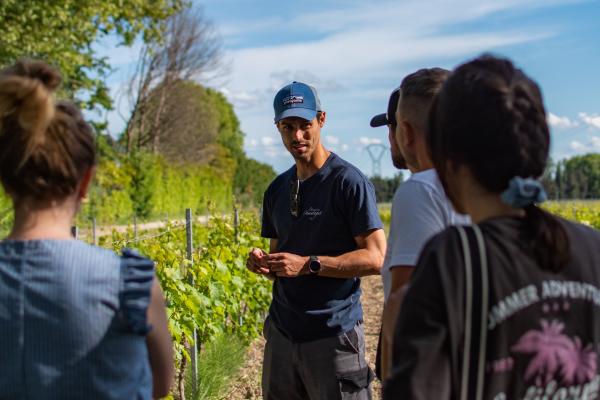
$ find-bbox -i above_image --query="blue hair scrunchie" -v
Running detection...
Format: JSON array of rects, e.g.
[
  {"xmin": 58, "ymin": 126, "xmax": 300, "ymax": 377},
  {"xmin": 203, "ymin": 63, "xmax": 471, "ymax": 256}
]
[{"xmin": 501, "ymin": 176, "xmax": 547, "ymax": 208}]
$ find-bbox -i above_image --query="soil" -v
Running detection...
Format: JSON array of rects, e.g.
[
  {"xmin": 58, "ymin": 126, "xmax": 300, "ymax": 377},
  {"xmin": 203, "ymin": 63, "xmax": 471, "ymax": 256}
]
[
  {"xmin": 74, "ymin": 216, "xmax": 209, "ymax": 242},
  {"xmin": 224, "ymin": 275, "xmax": 384, "ymax": 399}
]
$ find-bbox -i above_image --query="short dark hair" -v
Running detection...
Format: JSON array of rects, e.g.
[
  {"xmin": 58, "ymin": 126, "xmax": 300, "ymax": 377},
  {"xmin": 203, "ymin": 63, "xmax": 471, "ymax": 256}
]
[
  {"xmin": 427, "ymin": 54, "xmax": 569, "ymax": 272},
  {"xmin": 400, "ymin": 67, "xmax": 450, "ymax": 100},
  {"xmin": 399, "ymin": 68, "xmax": 449, "ymax": 129}
]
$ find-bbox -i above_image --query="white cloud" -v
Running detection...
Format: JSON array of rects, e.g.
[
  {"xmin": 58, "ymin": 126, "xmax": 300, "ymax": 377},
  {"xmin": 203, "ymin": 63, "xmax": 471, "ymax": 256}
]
[
  {"xmin": 268, "ymin": 70, "xmax": 343, "ymax": 93},
  {"xmin": 570, "ymin": 141, "xmax": 586, "ymax": 152},
  {"xmin": 221, "ymin": 0, "xmax": 560, "ymax": 99},
  {"xmin": 251, "ymin": 147, "xmax": 289, "ymax": 160},
  {"xmin": 220, "ymin": 88, "xmax": 262, "ymax": 108},
  {"xmin": 548, "ymin": 113, "xmax": 577, "ymax": 129},
  {"xmin": 97, "ymin": 0, "xmax": 582, "ymax": 174},
  {"xmin": 261, "ymin": 136, "xmax": 276, "ymax": 146},
  {"xmin": 579, "ymin": 113, "xmax": 600, "ymax": 130},
  {"xmin": 219, "ymin": 16, "xmax": 282, "ymax": 39},
  {"xmin": 358, "ymin": 137, "xmax": 382, "ymax": 146},
  {"xmin": 228, "ymin": 31, "xmax": 549, "ymax": 97},
  {"xmin": 219, "ymin": 0, "xmax": 572, "ymax": 40},
  {"xmin": 325, "ymin": 135, "xmax": 340, "ymax": 145},
  {"xmin": 264, "ymin": 149, "xmax": 281, "ymax": 158},
  {"xmin": 213, "ymin": 0, "xmax": 568, "ymax": 173},
  {"xmin": 569, "ymin": 137, "xmax": 600, "ymax": 153}
]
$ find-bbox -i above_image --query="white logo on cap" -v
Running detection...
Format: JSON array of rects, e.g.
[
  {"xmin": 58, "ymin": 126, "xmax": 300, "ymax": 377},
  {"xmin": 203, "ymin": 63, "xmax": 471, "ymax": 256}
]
[{"xmin": 283, "ymin": 95, "xmax": 304, "ymax": 106}]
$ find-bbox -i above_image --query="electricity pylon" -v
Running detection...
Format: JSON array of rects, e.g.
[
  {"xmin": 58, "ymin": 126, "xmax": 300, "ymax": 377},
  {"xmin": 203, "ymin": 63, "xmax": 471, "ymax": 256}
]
[{"xmin": 365, "ymin": 143, "xmax": 387, "ymax": 177}]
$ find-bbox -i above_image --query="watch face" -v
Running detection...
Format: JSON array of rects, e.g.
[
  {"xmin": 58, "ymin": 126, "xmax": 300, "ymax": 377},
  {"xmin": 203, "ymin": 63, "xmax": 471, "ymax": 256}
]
[{"xmin": 309, "ymin": 257, "xmax": 321, "ymax": 273}]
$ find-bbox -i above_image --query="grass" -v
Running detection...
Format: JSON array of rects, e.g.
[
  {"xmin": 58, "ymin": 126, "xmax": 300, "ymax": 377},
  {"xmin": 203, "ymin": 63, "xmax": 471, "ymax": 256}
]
[
  {"xmin": 185, "ymin": 334, "xmax": 248, "ymax": 400},
  {"xmin": 378, "ymin": 203, "xmax": 392, "ymax": 234}
]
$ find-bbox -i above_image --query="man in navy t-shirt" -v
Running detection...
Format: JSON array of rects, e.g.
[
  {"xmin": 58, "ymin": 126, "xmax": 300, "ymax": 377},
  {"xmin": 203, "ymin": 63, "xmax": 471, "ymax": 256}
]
[{"xmin": 246, "ymin": 81, "xmax": 386, "ymax": 400}]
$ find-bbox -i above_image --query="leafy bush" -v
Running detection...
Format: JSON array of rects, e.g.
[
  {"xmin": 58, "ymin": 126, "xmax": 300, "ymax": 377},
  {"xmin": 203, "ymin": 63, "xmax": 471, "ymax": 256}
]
[
  {"xmin": 78, "ymin": 153, "xmax": 234, "ymax": 226},
  {"xmin": 129, "ymin": 152, "xmax": 159, "ymax": 219},
  {"xmin": 234, "ymin": 156, "xmax": 276, "ymax": 207},
  {"xmin": 99, "ymin": 210, "xmax": 271, "ymax": 399},
  {"xmin": 0, "ymin": 189, "xmax": 11, "ymax": 236}
]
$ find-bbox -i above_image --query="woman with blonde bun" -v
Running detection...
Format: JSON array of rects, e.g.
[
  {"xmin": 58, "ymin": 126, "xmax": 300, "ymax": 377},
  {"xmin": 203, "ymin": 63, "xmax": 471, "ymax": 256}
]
[{"xmin": 0, "ymin": 59, "xmax": 174, "ymax": 399}]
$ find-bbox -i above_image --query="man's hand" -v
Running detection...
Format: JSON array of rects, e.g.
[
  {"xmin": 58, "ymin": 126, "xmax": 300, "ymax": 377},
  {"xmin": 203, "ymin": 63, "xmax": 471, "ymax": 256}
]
[
  {"xmin": 265, "ymin": 252, "xmax": 309, "ymax": 277},
  {"xmin": 246, "ymin": 248, "xmax": 271, "ymax": 275}
]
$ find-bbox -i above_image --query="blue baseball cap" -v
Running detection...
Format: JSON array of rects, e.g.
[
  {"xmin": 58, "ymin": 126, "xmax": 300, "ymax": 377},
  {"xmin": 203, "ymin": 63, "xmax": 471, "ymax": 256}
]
[{"xmin": 273, "ymin": 81, "xmax": 322, "ymax": 123}]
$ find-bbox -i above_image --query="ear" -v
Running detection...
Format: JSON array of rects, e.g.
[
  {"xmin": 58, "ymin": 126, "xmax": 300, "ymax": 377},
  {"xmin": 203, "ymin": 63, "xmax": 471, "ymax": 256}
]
[
  {"xmin": 405, "ymin": 120, "xmax": 418, "ymax": 144},
  {"xmin": 318, "ymin": 111, "xmax": 326, "ymax": 127},
  {"xmin": 398, "ymin": 120, "xmax": 417, "ymax": 148},
  {"xmin": 78, "ymin": 167, "xmax": 96, "ymax": 200}
]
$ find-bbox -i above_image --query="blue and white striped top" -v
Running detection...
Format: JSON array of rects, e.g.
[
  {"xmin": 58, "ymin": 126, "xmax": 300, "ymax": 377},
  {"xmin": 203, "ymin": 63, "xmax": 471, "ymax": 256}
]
[{"xmin": 0, "ymin": 240, "xmax": 154, "ymax": 399}]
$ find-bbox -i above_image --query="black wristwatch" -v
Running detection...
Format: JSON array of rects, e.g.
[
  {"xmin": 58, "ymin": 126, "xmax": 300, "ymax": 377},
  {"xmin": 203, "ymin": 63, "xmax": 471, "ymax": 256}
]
[{"xmin": 308, "ymin": 255, "xmax": 321, "ymax": 275}]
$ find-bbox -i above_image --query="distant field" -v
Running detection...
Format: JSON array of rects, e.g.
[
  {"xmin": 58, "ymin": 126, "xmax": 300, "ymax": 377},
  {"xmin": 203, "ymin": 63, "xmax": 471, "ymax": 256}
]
[
  {"xmin": 543, "ymin": 200, "xmax": 600, "ymax": 229},
  {"xmin": 378, "ymin": 200, "xmax": 600, "ymax": 230}
]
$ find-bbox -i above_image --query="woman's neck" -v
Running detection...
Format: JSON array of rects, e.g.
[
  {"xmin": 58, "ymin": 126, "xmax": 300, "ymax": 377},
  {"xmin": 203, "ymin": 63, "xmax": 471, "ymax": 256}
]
[
  {"xmin": 463, "ymin": 191, "xmax": 524, "ymax": 224},
  {"xmin": 7, "ymin": 197, "xmax": 77, "ymax": 240},
  {"xmin": 451, "ymin": 165, "xmax": 524, "ymax": 223}
]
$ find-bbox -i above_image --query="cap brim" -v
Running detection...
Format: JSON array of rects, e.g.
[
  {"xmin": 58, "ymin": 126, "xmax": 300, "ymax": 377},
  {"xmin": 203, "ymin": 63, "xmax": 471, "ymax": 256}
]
[
  {"xmin": 275, "ymin": 108, "xmax": 318, "ymax": 123},
  {"xmin": 370, "ymin": 113, "xmax": 388, "ymax": 127}
]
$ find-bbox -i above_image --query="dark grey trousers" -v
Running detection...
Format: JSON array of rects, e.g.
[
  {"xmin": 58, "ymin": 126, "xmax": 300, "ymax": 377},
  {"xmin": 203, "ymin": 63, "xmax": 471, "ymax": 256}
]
[{"xmin": 262, "ymin": 317, "xmax": 374, "ymax": 400}]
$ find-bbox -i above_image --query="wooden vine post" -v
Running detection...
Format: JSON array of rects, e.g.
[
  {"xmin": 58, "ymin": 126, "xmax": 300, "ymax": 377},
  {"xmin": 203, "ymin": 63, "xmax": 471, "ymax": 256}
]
[{"xmin": 185, "ymin": 208, "xmax": 198, "ymax": 395}]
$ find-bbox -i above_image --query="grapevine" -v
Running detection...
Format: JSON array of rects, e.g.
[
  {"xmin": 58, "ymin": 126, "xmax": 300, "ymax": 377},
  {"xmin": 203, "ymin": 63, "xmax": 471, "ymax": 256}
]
[
  {"xmin": 544, "ymin": 201, "xmax": 600, "ymax": 229},
  {"xmin": 99, "ymin": 210, "xmax": 272, "ymax": 398}
]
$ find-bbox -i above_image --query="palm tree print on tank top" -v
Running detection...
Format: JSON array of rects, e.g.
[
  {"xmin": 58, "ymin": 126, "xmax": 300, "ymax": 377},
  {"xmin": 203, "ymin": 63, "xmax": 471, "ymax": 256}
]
[{"xmin": 511, "ymin": 319, "xmax": 597, "ymax": 387}]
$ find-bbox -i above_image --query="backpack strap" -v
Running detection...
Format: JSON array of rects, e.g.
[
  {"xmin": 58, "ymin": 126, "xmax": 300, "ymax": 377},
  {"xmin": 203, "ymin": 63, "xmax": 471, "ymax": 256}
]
[{"xmin": 457, "ymin": 225, "xmax": 489, "ymax": 400}]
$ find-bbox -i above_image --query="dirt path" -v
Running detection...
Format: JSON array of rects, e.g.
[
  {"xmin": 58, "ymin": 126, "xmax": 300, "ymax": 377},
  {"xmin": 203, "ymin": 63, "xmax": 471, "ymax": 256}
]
[
  {"xmin": 225, "ymin": 275, "xmax": 384, "ymax": 399},
  {"xmin": 73, "ymin": 215, "xmax": 209, "ymax": 241}
]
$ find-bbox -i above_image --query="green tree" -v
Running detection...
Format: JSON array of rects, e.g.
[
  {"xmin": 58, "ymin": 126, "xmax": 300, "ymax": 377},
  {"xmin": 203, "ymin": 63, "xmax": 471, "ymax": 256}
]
[
  {"xmin": 203, "ymin": 88, "xmax": 276, "ymax": 206},
  {"xmin": 555, "ymin": 161, "xmax": 564, "ymax": 200},
  {"xmin": 130, "ymin": 80, "xmax": 220, "ymax": 163},
  {"xmin": 128, "ymin": 152, "xmax": 158, "ymax": 219},
  {"xmin": 234, "ymin": 157, "xmax": 277, "ymax": 207},
  {"xmin": 541, "ymin": 157, "xmax": 558, "ymax": 200},
  {"xmin": 125, "ymin": 78, "xmax": 273, "ymax": 207},
  {"xmin": 562, "ymin": 153, "xmax": 600, "ymax": 199},
  {"xmin": 0, "ymin": 0, "xmax": 185, "ymax": 111},
  {"xmin": 123, "ymin": 6, "xmax": 223, "ymax": 151},
  {"xmin": 96, "ymin": 132, "xmax": 122, "ymax": 161},
  {"xmin": 206, "ymin": 88, "xmax": 245, "ymax": 160},
  {"xmin": 370, "ymin": 174, "xmax": 404, "ymax": 203}
]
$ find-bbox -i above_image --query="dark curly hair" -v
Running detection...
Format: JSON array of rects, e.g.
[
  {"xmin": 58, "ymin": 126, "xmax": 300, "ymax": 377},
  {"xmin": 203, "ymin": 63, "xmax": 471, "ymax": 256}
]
[{"xmin": 427, "ymin": 54, "xmax": 569, "ymax": 271}]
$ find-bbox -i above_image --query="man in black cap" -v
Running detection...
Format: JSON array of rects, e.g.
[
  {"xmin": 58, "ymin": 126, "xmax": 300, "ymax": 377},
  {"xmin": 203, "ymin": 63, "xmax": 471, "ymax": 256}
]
[
  {"xmin": 246, "ymin": 81, "xmax": 386, "ymax": 399},
  {"xmin": 370, "ymin": 86, "xmax": 407, "ymax": 171},
  {"xmin": 371, "ymin": 69, "xmax": 469, "ymax": 380}
]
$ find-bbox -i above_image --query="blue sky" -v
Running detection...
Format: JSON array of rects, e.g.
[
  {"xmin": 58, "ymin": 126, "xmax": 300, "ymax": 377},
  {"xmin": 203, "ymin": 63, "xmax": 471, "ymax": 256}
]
[{"xmin": 102, "ymin": 0, "xmax": 600, "ymax": 177}]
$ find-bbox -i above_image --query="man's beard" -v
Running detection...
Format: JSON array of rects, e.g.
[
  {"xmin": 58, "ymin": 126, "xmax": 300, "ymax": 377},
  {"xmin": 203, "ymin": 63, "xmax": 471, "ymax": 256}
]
[{"xmin": 391, "ymin": 153, "xmax": 407, "ymax": 169}]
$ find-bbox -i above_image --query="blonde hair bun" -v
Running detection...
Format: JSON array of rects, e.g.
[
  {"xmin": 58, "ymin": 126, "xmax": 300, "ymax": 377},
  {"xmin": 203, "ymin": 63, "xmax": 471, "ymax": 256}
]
[{"xmin": 0, "ymin": 59, "xmax": 62, "ymax": 161}]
